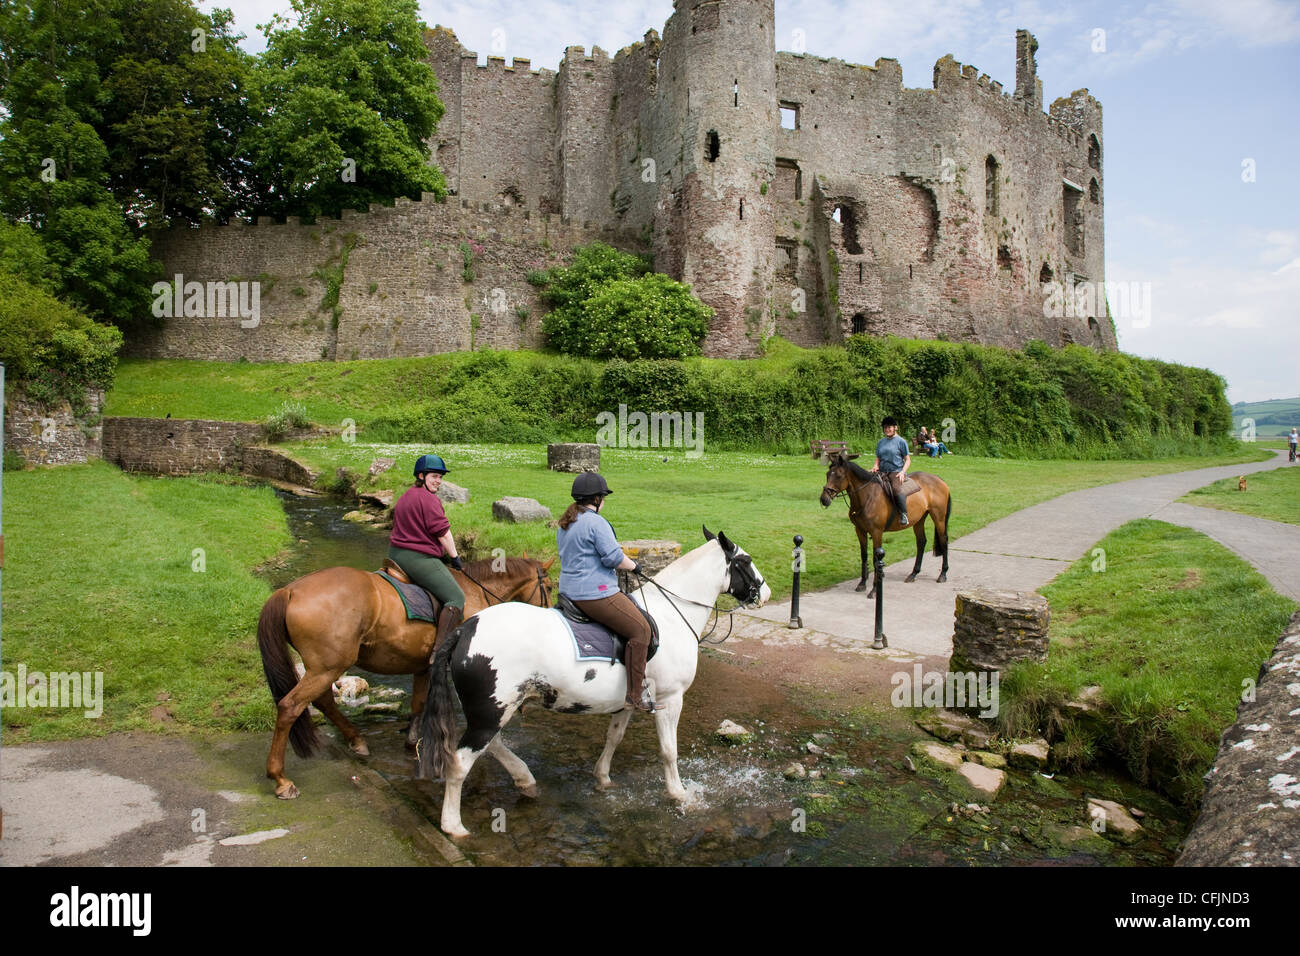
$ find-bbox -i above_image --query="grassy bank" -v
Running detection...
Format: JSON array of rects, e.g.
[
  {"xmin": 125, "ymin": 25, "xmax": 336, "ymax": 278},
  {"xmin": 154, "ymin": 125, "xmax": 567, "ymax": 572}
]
[
  {"xmin": 106, "ymin": 335, "xmax": 1235, "ymax": 459},
  {"xmin": 2, "ymin": 462, "xmax": 290, "ymax": 740},
  {"xmin": 998, "ymin": 519, "xmax": 1295, "ymax": 807},
  {"xmin": 288, "ymin": 439, "xmax": 1272, "ymax": 600},
  {"xmin": 1179, "ymin": 464, "xmax": 1300, "ymax": 525}
]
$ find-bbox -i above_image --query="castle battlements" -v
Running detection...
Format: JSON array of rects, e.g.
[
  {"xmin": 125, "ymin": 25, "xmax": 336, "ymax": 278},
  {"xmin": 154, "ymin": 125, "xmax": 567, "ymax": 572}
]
[{"xmin": 138, "ymin": 2, "xmax": 1111, "ymax": 363}]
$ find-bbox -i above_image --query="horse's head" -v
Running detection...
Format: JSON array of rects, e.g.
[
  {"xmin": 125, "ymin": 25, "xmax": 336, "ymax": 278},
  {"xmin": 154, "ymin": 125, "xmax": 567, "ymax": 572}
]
[
  {"xmin": 702, "ymin": 526, "xmax": 771, "ymax": 608},
  {"xmin": 820, "ymin": 451, "xmax": 861, "ymax": 507}
]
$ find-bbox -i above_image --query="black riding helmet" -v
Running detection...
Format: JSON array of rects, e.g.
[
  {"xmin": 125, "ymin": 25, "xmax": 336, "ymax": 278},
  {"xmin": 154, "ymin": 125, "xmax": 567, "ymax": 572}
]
[
  {"xmin": 571, "ymin": 471, "xmax": 612, "ymax": 499},
  {"xmin": 881, "ymin": 416, "xmax": 899, "ymax": 428}
]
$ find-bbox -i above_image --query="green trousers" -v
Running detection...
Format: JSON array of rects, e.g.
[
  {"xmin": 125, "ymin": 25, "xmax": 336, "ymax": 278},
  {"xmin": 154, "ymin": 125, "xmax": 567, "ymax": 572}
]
[{"xmin": 388, "ymin": 546, "xmax": 466, "ymax": 611}]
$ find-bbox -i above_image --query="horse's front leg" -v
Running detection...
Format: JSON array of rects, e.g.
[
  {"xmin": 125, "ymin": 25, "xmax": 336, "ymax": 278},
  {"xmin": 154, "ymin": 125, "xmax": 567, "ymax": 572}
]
[
  {"xmin": 855, "ymin": 537, "xmax": 869, "ymax": 593},
  {"xmin": 654, "ymin": 695, "xmax": 688, "ymax": 803},
  {"xmin": 595, "ymin": 708, "xmax": 633, "ymax": 789}
]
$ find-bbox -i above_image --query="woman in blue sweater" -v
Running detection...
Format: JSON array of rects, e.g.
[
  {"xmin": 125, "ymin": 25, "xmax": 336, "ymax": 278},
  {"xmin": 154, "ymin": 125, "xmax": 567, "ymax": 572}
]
[{"xmin": 556, "ymin": 472, "xmax": 662, "ymax": 712}]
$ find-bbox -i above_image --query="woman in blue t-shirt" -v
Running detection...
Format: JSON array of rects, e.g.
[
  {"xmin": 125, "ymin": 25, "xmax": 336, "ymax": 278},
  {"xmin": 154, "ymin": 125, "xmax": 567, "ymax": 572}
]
[{"xmin": 556, "ymin": 472, "xmax": 662, "ymax": 712}]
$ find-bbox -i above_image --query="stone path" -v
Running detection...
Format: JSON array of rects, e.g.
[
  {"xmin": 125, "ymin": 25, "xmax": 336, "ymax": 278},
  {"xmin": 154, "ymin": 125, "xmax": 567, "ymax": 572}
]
[{"xmin": 736, "ymin": 450, "xmax": 1296, "ymax": 661}]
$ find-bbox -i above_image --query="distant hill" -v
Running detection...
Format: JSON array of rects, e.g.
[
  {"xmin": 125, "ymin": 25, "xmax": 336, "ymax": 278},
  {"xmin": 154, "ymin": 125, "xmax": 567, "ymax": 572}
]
[{"xmin": 1232, "ymin": 397, "xmax": 1300, "ymax": 437}]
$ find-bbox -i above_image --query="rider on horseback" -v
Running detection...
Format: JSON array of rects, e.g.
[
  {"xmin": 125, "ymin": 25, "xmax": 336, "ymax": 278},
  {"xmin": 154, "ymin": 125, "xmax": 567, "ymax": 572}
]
[
  {"xmin": 556, "ymin": 472, "xmax": 662, "ymax": 713},
  {"xmin": 389, "ymin": 454, "xmax": 467, "ymax": 649},
  {"xmin": 872, "ymin": 416, "xmax": 912, "ymax": 527}
]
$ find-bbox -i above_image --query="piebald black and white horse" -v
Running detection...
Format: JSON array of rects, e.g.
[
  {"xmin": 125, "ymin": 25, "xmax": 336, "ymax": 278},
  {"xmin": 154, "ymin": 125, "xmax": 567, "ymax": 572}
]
[{"xmin": 416, "ymin": 528, "xmax": 770, "ymax": 838}]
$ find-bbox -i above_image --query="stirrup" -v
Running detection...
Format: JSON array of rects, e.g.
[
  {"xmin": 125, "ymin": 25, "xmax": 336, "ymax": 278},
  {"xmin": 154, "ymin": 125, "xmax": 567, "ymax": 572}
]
[{"xmin": 626, "ymin": 694, "xmax": 666, "ymax": 713}]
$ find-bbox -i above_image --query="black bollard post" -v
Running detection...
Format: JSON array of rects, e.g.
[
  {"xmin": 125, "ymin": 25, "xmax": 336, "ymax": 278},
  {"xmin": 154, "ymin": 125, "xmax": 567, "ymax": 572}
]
[
  {"xmin": 788, "ymin": 534, "xmax": 804, "ymax": 629},
  {"xmin": 872, "ymin": 545, "xmax": 888, "ymax": 649}
]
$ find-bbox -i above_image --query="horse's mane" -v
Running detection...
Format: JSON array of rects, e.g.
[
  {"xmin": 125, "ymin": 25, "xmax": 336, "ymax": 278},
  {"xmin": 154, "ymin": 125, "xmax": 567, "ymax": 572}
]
[
  {"xmin": 462, "ymin": 555, "xmax": 542, "ymax": 577},
  {"xmin": 846, "ymin": 460, "xmax": 878, "ymax": 482}
]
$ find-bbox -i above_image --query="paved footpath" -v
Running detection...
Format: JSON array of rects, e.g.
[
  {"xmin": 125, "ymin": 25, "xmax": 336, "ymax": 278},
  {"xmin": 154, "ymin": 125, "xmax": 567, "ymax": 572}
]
[{"xmin": 737, "ymin": 450, "xmax": 1297, "ymax": 661}]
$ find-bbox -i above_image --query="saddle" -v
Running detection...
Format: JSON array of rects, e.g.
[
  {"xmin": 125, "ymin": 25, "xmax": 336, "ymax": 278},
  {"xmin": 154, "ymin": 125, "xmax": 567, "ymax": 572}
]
[
  {"xmin": 555, "ymin": 594, "xmax": 660, "ymax": 665},
  {"xmin": 375, "ymin": 559, "xmax": 441, "ymax": 623}
]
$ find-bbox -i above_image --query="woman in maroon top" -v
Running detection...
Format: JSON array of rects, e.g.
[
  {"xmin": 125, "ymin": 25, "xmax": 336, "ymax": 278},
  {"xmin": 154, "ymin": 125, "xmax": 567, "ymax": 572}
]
[{"xmin": 388, "ymin": 453, "xmax": 466, "ymax": 646}]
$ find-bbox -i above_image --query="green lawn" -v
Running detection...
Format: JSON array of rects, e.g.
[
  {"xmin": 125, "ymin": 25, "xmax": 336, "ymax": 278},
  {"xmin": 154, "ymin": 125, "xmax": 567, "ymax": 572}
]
[
  {"xmin": 1180, "ymin": 463, "xmax": 1300, "ymax": 525},
  {"xmin": 286, "ymin": 437, "xmax": 1274, "ymax": 600},
  {"xmin": 999, "ymin": 519, "xmax": 1295, "ymax": 807},
  {"xmin": 2, "ymin": 462, "xmax": 290, "ymax": 740}
]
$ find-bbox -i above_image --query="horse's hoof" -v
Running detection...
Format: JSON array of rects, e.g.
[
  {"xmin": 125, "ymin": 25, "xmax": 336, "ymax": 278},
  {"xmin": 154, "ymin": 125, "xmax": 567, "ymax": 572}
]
[
  {"xmin": 937, "ymin": 574, "xmax": 948, "ymax": 583},
  {"xmin": 518, "ymin": 782, "xmax": 539, "ymax": 798},
  {"xmin": 854, "ymin": 582, "xmax": 867, "ymax": 593},
  {"xmin": 443, "ymin": 825, "xmax": 471, "ymax": 840},
  {"xmin": 904, "ymin": 573, "xmax": 917, "ymax": 583},
  {"xmin": 866, "ymin": 590, "xmax": 876, "ymax": 600},
  {"xmin": 275, "ymin": 782, "xmax": 299, "ymax": 800},
  {"xmin": 350, "ymin": 739, "xmax": 370, "ymax": 757}
]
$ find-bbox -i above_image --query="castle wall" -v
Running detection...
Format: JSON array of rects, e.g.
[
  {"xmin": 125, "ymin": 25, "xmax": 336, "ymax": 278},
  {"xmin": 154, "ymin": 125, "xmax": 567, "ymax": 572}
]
[
  {"xmin": 134, "ymin": 12, "xmax": 1111, "ymax": 362},
  {"xmin": 130, "ymin": 196, "xmax": 645, "ymax": 362}
]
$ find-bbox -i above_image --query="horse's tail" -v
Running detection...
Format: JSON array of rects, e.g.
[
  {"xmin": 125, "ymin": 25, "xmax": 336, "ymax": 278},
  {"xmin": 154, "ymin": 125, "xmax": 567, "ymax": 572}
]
[
  {"xmin": 257, "ymin": 587, "xmax": 320, "ymax": 758},
  {"xmin": 416, "ymin": 617, "xmax": 469, "ymax": 780},
  {"xmin": 935, "ymin": 487, "xmax": 952, "ymax": 557}
]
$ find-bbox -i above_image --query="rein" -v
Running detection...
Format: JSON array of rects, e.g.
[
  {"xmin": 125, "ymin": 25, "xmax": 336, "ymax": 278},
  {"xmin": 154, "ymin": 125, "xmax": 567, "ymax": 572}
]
[{"xmin": 626, "ymin": 558, "xmax": 758, "ymax": 646}]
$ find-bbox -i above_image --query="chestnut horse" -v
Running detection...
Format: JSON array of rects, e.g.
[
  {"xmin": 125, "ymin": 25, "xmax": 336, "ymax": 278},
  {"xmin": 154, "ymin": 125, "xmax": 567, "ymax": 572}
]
[
  {"xmin": 257, "ymin": 555, "xmax": 553, "ymax": 799},
  {"xmin": 819, "ymin": 452, "xmax": 951, "ymax": 597}
]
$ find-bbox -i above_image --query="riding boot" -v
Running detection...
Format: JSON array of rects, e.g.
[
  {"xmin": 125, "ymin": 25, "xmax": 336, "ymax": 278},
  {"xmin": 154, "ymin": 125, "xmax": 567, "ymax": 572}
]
[
  {"xmin": 893, "ymin": 488, "xmax": 909, "ymax": 526},
  {"xmin": 431, "ymin": 604, "xmax": 463, "ymax": 659},
  {"xmin": 624, "ymin": 639, "xmax": 665, "ymax": 712}
]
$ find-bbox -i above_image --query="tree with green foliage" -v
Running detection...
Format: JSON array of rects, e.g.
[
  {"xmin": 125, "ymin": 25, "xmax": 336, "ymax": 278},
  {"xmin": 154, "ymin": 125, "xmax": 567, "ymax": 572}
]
[
  {"xmin": 247, "ymin": 0, "xmax": 446, "ymax": 220},
  {"xmin": 535, "ymin": 242, "xmax": 711, "ymax": 359},
  {"xmin": 0, "ymin": 271, "xmax": 124, "ymax": 406}
]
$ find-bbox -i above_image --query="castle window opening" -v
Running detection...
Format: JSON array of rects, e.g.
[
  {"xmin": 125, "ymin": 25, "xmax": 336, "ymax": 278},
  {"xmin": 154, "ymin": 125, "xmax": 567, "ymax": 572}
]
[
  {"xmin": 997, "ymin": 245, "xmax": 1012, "ymax": 269},
  {"xmin": 837, "ymin": 201, "xmax": 863, "ymax": 254},
  {"xmin": 706, "ymin": 129, "xmax": 720, "ymax": 163},
  {"xmin": 858, "ymin": 263, "xmax": 863, "ymax": 283},
  {"xmin": 775, "ymin": 238, "xmax": 799, "ymax": 275},
  {"xmin": 1088, "ymin": 134, "xmax": 1101, "ymax": 171},
  {"xmin": 1088, "ymin": 316, "xmax": 1103, "ymax": 348},
  {"xmin": 851, "ymin": 312, "xmax": 867, "ymax": 334},
  {"xmin": 1039, "ymin": 263, "xmax": 1053, "ymax": 285},
  {"xmin": 739, "ymin": 198, "xmax": 744, "ymax": 220},
  {"xmin": 780, "ymin": 102, "xmax": 800, "ymax": 130},
  {"xmin": 775, "ymin": 159, "xmax": 801, "ymax": 200},
  {"xmin": 985, "ymin": 155, "xmax": 1000, "ymax": 217},
  {"xmin": 1062, "ymin": 183, "xmax": 1083, "ymax": 257},
  {"xmin": 734, "ymin": 79, "xmax": 738, "ymax": 107},
  {"xmin": 1089, "ymin": 178, "xmax": 1100, "ymax": 204}
]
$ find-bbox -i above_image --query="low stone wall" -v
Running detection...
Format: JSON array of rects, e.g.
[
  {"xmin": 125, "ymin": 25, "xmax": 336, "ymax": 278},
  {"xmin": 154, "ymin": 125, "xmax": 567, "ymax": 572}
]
[
  {"xmin": 3, "ymin": 387, "xmax": 105, "ymax": 465},
  {"xmin": 1177, "ymin": 611, "xmax": 1300, "ymax": 866},
  {"xmin": 101, "ymin": 416, "xmax": 319, "ymax": 484}
]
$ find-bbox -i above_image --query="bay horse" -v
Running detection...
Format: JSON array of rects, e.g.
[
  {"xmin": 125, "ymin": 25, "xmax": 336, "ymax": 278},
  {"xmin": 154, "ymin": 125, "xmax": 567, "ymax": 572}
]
[
  {"xmin": 819, "ymin": 452, "xmax": 951, "ymax": 597},
  {"xmin": 415, "ymin": 528, "xmax": 770, "ymax": 838},
  {"xmin": 257, "ymin": 555, "xmax": 553, "ymax": 799}
]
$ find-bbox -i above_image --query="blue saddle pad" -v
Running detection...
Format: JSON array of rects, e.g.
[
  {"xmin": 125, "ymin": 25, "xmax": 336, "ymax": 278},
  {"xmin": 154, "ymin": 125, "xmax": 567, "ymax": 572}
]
[
  {"xmin": 377, "ymin": 571, "xmax": 439, "ymax": 623},
  {"xmin": 552, "ymin": 609, "xmax": 622, "ymax": 663}
]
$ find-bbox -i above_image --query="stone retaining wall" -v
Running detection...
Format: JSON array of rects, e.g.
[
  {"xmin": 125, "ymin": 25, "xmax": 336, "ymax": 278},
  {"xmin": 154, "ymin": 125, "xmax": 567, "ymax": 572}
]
[
  {"xmin": 3, "ymin": 387, "xmax": 105, "ymax": 465},
  {"xmin": 1177, "ymin": 611, "xmax": 1300, "ymax": 866},
  {"xmin": 101, "ymin": 416, "xmax": 319, "ymax": 484}
]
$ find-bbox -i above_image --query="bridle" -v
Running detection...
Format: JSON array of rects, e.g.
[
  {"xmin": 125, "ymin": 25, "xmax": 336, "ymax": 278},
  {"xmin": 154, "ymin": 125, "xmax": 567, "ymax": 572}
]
[
  {"xmin": 459, "ymin": 563, "xmax": 553, "ymax": 609},
  {"xmin": 625, "ymin": 550, "xmax": 763, "ymax": 646}
]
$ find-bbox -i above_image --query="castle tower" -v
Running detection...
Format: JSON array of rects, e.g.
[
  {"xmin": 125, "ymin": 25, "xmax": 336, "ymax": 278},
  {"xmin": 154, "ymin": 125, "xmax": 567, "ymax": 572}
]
[{"xmin": 654, "ymin": 0, "xmax": 777, "ymax": 357}]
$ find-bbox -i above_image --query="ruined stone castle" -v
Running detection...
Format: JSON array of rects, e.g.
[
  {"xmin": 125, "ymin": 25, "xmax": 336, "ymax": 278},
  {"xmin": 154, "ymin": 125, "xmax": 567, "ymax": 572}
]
[{"xmin": 131, "ymin": 0, "xmax": 1112, "ymax": 362}]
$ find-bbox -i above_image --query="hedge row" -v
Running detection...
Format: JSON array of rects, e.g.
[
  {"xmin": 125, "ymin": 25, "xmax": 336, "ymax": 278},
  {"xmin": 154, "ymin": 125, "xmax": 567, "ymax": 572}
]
[{"xmin": 363, "ymin": 337, "xmax": 1233, "ymax": 459}]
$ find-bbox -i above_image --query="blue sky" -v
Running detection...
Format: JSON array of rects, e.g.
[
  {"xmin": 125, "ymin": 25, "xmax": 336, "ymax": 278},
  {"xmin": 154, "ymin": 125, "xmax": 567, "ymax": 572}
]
[{"xmin": 207, "ymin": 0, "xmax": 1300, "ymax": 404}]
